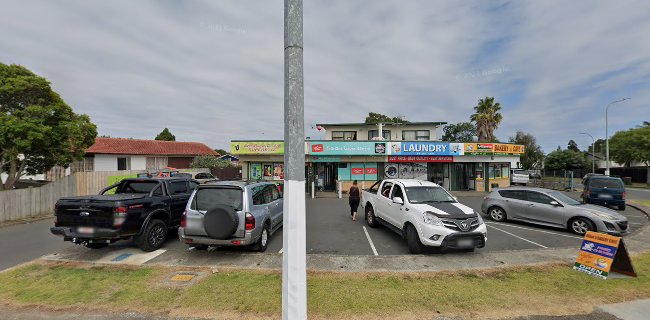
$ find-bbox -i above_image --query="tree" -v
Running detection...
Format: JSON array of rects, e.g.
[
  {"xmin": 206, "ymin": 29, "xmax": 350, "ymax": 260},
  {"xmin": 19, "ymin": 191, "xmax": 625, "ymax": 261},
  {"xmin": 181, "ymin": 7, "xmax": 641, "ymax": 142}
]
[
  {"xmin": 509, "ymin": 131, "xmax": 545, "ymax": 170},
  {"xmin": 190, "ymin": 155, "xmax": 232, "ymax": 169},
  {"xmin": 364, "ymin": 112, "xmax": 409, "ymax": 124},
  {"xmin": 587, "ymin": 139, "xmax": 605, "ymax": 154},
  {"xmin": 567, "ymin": 139, "xmax": 580, "ymax": 152},
  {"xmin": 155, "ymin": 128, "xmax": 176, "ymax": 141},
  {"xmin": 214, "ymin": 149, "xmax": 228, "ymax": 156},
  {"xmin": 544, "ymin": 149, "xmax": 589, "ymax": 171},
  {"xmin": 0, "ymin": 63, "xmax": 97, "ymax": 190},
  {"xmin": 441, "ymin": 122, "xmax": 475, "ymax": 142},
  {"xmin": 469, "ymin": 96, "xmax": 503, "ymax": 142},
  {"xmin": 610, "ymin": 126, "xmax": 650, "ymax": 185}
]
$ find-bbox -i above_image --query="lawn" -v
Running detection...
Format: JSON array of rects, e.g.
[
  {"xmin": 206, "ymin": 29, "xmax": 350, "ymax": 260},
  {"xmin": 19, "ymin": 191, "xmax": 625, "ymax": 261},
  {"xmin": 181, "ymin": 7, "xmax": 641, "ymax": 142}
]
[{"xmin": 1, "ymin": 255, "xmax": 650, "ymax": 319}]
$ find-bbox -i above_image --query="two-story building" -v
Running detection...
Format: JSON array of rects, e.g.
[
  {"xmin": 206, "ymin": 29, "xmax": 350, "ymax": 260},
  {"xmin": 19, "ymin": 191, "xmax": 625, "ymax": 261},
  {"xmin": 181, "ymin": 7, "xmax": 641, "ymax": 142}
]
[{"xmin": 231, "ymin": 122, "xmax": 524, "ymax": 192}]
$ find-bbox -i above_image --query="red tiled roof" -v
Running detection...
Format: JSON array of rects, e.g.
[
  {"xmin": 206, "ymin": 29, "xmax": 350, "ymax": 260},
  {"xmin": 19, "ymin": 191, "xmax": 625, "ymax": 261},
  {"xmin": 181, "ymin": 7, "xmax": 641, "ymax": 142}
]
[{"xmin": 85, "ymin": 137, "xmax": 219, "ymax": 156}]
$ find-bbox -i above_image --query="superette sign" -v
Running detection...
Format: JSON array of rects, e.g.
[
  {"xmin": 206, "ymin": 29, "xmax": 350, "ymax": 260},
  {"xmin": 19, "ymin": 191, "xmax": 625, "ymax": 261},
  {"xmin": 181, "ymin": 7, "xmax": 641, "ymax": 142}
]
[
  {"xmin": 307, "ymin": 141, "xmax": 387, "ymax": 155},
  {"xmin": 390, "ymin": 142, "xmax": 464, "ymax": 156}
]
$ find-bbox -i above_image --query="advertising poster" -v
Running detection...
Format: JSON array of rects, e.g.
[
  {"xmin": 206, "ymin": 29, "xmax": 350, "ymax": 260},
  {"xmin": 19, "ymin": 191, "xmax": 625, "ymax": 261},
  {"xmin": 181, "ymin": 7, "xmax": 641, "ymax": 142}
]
[
  {"xmin": 573, "ymin": 231, "xmax": 636, "ymax": 279},
  {"xmin": 365, "ymin": 163, "xmax": 378, "ymax": 181},
  {"xmin": 231, "ymin": 141, "xmax": 284, "ymax": 155},
  {"xmin": 398, "ymin": 163, "xmax": 428, "ymax": 180},
  {"xmin": 388, "ymin": 156, "xmax": 453, "ymax": 162},
  {"xmin": 263, "ymin": 164, "xmax": 273, "ymax": 179},
  {"xmin": 384, "ymin": 163, "xmax": 399, "ymax": 179},
  {"xmin": 250, "ymin": 163, "xmax": 262, "ymax": 180},
  {"xmin": 273, "ymin": 163, "xmax": 284, "ymax": 180},
  {"xmin": 351, "ymin": 163, "xmax": 365, "ymax": 181}
]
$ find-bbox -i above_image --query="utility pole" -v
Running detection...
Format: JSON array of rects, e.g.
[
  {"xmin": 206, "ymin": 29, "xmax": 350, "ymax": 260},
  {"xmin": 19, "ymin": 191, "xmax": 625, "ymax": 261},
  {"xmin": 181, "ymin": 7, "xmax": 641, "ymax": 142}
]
[
  {"xmin": 283, "ymin": 0, "xmax": 307, "ymax": 319},
  {"xmin": 580, "ymin": 132, "xmax": 595, "ymax": 174},
  {"xmin": 605, "ymin": 98, "xmax": 630, "ymax": 176}
]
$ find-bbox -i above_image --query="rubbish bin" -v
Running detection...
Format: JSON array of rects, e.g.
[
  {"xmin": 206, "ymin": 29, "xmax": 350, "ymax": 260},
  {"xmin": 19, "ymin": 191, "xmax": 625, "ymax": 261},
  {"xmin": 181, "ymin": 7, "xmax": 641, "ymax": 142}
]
[{"xmin": 623, "ymin": 177, "xmax": 633, "ymax": 185}]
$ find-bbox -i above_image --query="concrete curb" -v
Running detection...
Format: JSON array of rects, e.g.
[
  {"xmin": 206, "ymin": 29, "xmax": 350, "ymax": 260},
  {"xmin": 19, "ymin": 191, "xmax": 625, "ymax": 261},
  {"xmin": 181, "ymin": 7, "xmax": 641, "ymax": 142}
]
[{"xmin": 627, "ymin": 202, "xmax": 650, "ymax": 219}]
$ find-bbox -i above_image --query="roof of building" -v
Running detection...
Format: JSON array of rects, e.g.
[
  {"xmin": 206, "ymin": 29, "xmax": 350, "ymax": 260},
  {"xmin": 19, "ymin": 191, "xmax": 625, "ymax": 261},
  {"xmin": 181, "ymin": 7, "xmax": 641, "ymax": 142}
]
[
  {"xmin": 85, "ymin": 137, "xmax": 219, "ymax": 156},
  {"xmin": 316, "ymin": 122, "xmax": 447, "ymax": 127},
  {"xmin": 218, "ymin": 154, "xmax": 240, "ymax": 160}
]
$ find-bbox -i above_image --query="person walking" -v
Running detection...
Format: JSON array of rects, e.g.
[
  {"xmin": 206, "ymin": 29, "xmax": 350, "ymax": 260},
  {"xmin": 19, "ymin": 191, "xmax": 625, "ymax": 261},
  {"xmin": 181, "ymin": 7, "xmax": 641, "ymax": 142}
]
[{"xmin": 348, "ymin": 180, "xmax": 361, "ymax": 221}]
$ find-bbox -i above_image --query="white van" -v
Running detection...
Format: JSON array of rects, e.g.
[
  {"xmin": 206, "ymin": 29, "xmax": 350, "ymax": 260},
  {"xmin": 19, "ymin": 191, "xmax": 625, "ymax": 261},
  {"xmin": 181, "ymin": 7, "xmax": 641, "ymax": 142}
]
[{"xmin": 511, "ymin": 169, "xmax": 530, "ymax": 185}]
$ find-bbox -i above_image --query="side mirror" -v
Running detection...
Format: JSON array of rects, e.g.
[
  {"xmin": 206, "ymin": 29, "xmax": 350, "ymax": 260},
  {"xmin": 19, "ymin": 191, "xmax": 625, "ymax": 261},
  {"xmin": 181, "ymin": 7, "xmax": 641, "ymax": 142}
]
[
  {"xmin": 550, "ymin": 201, "xmax": 560, "ymax": 206},
  {"xmin": 393, "ymin": 197, "xmax": 404, "ymax": 205}
]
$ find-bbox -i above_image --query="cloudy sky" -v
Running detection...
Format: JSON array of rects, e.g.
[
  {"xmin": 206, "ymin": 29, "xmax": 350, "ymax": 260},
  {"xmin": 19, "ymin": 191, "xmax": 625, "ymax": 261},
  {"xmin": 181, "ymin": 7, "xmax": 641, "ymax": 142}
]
[{"xmin": 1, "ymin": 0, "xmax": 648, "ymax": 152}]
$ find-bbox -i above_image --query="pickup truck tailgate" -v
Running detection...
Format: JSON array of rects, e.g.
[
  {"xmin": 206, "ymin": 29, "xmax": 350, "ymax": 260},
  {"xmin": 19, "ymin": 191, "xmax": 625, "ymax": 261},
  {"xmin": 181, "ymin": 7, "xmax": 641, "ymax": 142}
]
[{"xmin": 55, "ymin": 194, "xmax": 144, "ymax": 228}]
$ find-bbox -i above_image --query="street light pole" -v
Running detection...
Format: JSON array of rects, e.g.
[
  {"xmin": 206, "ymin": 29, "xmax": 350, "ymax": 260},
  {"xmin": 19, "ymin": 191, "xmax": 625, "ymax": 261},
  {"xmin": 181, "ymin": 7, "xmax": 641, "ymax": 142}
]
[
  {"xmin": 580, "ymin": 132, "xmax": 595, "ymax": 174},
  {"xmin": 283, "ymin": 0, "xmax": 307, "ymax": 319},
  {"xmin": 605, "ymin": 98, "xmax": 630, "ymax": 176}
]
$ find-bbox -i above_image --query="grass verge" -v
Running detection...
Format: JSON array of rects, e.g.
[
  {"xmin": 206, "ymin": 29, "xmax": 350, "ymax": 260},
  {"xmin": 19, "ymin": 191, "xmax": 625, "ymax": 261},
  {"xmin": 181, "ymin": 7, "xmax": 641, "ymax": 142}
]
[{"xmin": 2, "ymin": 255, "xmax": 650, "ymax": 319}]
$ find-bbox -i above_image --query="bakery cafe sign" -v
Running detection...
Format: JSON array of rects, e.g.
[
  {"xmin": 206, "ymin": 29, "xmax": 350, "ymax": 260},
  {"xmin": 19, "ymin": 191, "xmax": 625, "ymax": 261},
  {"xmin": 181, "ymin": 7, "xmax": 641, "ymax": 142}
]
[{"xmin": 573, "ymin": 231, "xmax": 636, "ymax": 279}]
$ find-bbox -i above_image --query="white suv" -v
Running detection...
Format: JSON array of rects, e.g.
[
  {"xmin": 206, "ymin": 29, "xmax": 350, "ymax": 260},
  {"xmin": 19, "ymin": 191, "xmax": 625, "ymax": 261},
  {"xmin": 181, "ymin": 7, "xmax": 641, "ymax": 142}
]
[{"xmin": 361, "ymin": 179, "xmax": 487, "ymax": 253}]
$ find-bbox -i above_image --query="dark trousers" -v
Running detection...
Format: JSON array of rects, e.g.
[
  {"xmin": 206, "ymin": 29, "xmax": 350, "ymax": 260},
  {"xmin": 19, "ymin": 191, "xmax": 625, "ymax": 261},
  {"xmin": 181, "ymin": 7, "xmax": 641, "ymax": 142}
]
[{"xmin": 349, "ymin": 198, "xmax": 360, "ymax": 216}]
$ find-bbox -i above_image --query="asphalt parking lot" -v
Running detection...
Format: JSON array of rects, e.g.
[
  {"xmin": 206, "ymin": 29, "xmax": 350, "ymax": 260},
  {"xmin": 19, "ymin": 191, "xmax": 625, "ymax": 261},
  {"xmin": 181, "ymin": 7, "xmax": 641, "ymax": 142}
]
[{"xmin": 3, "ymin": 192, "xmax": 648, "ymax": 270}]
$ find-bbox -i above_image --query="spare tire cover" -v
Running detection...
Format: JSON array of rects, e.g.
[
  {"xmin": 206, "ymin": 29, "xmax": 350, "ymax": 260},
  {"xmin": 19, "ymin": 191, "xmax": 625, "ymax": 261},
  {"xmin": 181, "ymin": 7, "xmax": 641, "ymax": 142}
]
[{"xmin": 203, "ymin": 205, "xmax": 239, "ymax": 239}]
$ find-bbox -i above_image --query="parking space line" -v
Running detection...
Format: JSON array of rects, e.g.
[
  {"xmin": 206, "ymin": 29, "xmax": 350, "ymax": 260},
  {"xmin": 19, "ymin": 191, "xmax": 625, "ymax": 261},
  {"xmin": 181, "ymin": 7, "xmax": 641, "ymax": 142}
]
[
  {"xmin": 485, "ymin": 222, "xmax": 583, "ymax": 240},
  {"xmin": 487, "ymin": 225, "xmax": 548, "ymax": 248},
  {"xmin": 362, "ymin": 226, "xmax": 379, "ymax": 256},
  {"xmin": 278, "ymin": 248, "xmax": 283, "ymax": 254}
]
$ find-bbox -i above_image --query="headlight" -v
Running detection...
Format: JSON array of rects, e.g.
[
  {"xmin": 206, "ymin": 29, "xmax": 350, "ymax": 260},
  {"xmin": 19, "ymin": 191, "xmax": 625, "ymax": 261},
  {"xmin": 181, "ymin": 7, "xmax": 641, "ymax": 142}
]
[
  {"xmin": 591, "ymin": 211, "xmax": 616, "ymax": 221},
  {"xmin": 476, "ymin": 212, "xmax": 485, "ymax": 225},
  {"xmin": 423, "ymin": 212, "xmax": 443, "ymax": 226}
]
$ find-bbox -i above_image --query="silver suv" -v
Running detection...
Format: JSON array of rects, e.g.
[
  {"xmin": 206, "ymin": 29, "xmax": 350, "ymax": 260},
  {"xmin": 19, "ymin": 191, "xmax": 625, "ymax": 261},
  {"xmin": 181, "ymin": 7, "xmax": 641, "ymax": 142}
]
[{"xmin": 179, "ymin": 181, "xmax": 283, "ymax": 252}]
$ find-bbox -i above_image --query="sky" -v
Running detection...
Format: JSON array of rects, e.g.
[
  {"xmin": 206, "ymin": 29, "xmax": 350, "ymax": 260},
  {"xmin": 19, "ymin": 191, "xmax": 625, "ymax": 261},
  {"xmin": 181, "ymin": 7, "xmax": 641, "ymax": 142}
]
[{"xmin": 1, "ymin": 0, "xmax": 649, "ymax": 153}]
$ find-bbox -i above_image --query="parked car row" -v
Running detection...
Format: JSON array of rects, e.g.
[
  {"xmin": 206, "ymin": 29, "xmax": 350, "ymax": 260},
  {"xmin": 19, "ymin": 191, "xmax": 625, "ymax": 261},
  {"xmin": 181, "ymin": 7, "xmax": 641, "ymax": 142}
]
[{"xmin": 49, "ymin": 175, "xmax": 628, "ymax": 254}]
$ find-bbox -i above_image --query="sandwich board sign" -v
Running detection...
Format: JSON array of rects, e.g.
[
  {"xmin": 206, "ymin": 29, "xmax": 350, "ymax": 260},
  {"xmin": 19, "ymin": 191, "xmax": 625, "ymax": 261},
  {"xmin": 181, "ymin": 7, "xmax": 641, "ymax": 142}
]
[{"xmin": 574, "ymin": 231, "xmax": 636, "ymax": 279}]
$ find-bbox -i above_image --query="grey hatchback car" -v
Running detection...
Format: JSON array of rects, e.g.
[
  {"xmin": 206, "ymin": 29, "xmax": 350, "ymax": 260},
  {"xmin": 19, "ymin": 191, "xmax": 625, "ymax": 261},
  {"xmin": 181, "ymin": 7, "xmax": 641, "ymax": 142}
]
[
  {"xmin": 481, "ymin": 187, "xmax": 628, "ymax": 235},
  {"xmin": 179, "ymin": 181, "xmax": 283, "ymax": 252}
]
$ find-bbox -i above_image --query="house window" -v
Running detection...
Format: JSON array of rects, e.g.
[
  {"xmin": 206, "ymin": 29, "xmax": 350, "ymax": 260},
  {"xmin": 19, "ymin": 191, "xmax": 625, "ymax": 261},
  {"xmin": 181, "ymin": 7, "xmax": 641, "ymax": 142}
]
[
  {"xmin": 402, "ymin": 130, "xmax": 430, "ymax": 141},
  {"xmin": 368, "ymin": 130, "xmax": 391, "ymax": 140},
  {"xmin": 117, "ymin": 157, "xmax": 129, "ymax": 171},
  {"xmin": 332, "ymin": 131, "xmax": 357, "ymax": 140}
]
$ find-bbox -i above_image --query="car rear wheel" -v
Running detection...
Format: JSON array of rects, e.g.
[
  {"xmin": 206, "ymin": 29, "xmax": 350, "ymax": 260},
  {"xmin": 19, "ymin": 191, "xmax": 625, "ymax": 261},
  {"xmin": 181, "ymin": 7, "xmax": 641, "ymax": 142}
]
[
  {"xmin": 618, "ymin": 204, "xmax": 626, "ymax": 211},
  {"xmin": 406, "ymin": 224, "xmax": 424, "ymax": 254},
  {"xmin": 365, "ymin": 205, "xmax": 378, "ymax": 228},
  {"xmin": 250, "ymin": 224, "xmax": 270, "ymax": 252},
  {"xmin": 136, "ymin": 219, "xmax": 167, "ymax": 252},
  {"xmin": 569, "ymin": 218, "xmax": 595, "ymax": 235},
  {"xmin": 488, "ymin": 207, "xmax": 507, "ymax": 222}
]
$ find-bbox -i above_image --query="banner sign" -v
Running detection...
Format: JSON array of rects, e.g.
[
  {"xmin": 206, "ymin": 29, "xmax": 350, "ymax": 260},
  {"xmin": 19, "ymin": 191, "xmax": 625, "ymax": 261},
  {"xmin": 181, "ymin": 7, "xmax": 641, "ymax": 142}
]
[
  {"xmin": 307, "ymin": 141, "xmax": 387, "ymax": 156},
  {"xmin": 390, "ymin": 142, "xmax": 464, "ymax": 156},
  {"xmin": 231, "ymin": 141, "xmax": 284, "ymax": 155},
  {"xmin": 573, "ymin": 231, "xmax": 636, "ymax": 279},
  {"xmin": 388, "ymin": 156, "xmax": 453, "ymax": 163},
  {"xmin": 464, "ymin": 143, "xmax": 525, "ymax": 155}
]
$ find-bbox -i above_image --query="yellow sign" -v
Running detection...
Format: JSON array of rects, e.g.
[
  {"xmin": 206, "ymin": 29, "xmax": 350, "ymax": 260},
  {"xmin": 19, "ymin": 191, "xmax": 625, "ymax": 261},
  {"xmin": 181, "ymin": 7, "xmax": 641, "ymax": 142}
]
[
  {"xmin": 231, "ymin": 141, "xmax": 284, "ymax": 155},
  {"xmin": 464, "ymin": 143, "xmax": 524, "ymax": 155},
  {"xmin": 573, "ymin": 231, "xmax": 636, "ymax": 279}
]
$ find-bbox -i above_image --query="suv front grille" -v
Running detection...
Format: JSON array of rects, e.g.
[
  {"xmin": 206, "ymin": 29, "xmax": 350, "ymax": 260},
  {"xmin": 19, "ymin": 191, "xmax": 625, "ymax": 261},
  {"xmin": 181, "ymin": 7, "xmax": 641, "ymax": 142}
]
[{"xmin": 441, "ymin": 217, "xmax": 480, "ymax": 232}]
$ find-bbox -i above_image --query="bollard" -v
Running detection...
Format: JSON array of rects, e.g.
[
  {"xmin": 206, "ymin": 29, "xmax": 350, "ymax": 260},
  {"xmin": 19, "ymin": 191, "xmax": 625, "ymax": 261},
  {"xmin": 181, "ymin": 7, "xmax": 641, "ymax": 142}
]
[
  {"xmin": 311, "ymin": 181, "xmax": 315, "ymax": 199},
  {"xmin": 338, "ymin": 181, "xmax": 342, "ymax": 199}
]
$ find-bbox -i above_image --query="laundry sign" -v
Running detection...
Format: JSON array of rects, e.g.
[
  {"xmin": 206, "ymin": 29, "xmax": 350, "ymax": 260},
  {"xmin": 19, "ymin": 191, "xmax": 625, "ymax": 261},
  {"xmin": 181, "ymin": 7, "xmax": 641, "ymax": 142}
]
[{"xmin": 573, "ymin": 231, "xmax": 636, "ymax": 279}]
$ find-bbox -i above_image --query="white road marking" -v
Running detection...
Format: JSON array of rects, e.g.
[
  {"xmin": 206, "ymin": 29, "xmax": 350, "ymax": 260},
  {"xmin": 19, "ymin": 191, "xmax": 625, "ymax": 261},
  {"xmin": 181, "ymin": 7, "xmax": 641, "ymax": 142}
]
[
  {"xmin": 487, "ymin": 225, "xmax": 548, "ymax": 248},
  {"xmin": 279, "ymin": 248, "xmax": 284, "ymax": 254},
  {"xmin": 485, "ymin": 222, "xmax": 583, "ymax": 240},
  {"xmin": 362, "ymin": 226, "xmax": 379, "ymax": 256},
  {"xmin": 629, "ymin": 222, "xmax": 644, "ymax": 225}
]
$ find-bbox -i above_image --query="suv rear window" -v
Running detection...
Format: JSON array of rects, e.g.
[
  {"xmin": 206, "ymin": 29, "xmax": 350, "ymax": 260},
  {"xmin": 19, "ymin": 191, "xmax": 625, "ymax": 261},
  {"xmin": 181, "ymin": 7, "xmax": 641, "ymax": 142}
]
[
  {"xmin": 191, "ymin": 187, "xmax": 243, "ymax": 211},
  {"xmin": 590, "ymin": 178, "xmax": 623, "ymax": 189}
]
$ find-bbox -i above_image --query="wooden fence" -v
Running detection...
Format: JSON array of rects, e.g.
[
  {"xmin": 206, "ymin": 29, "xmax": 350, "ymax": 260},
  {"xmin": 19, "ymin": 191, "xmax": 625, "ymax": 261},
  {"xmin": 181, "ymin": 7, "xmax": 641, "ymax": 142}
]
[
  {"xmin": 0, "ymin": 175, "xmax": 76, "ymax": 223},
  {"xmin": 0, "ymin": 169, "xmax": 209, "ymax": 224}
]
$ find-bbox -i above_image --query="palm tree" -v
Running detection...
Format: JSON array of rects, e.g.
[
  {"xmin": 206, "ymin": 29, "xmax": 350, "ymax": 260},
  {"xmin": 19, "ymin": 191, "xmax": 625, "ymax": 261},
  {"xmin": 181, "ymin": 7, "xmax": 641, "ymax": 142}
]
[{"xmin": 470, "ymin": 97, "xmax": 503, "ymax": 142}]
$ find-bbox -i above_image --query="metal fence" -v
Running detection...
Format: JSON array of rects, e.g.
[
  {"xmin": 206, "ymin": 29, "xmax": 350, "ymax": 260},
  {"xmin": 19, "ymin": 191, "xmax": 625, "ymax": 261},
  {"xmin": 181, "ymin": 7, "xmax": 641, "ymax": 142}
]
[{"xmin": 528, "ymin": 169, "xmax": 589, "ymax": 191}]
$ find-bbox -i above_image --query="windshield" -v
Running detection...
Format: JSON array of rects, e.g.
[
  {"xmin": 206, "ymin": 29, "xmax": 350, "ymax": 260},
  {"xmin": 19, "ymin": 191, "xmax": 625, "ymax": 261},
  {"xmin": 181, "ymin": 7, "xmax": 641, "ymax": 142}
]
[
  {"xmin": 116, "ymin": 181, "xmax": 159, "ymax": 194},
  {"xmin": 590, "ymin": 178, "xmax": 624, "ymax": 189},
  {"xmin": 404, "ymin": 186, "xmax": 455, "ymax": 204},
  {"xmin": 547, "ymin": 191, "xmax": 581, "ymax": 206},
  {"xmin": 191, "ymin": 187, "xmax": 243, "ymax": 211}
]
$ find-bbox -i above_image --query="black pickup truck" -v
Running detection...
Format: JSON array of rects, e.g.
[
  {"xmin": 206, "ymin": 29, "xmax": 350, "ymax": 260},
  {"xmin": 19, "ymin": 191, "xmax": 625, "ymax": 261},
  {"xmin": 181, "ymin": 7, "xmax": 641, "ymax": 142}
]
[{"xmin": 51, "ymin": 177, "xmax": 199, "ymax": 251}]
